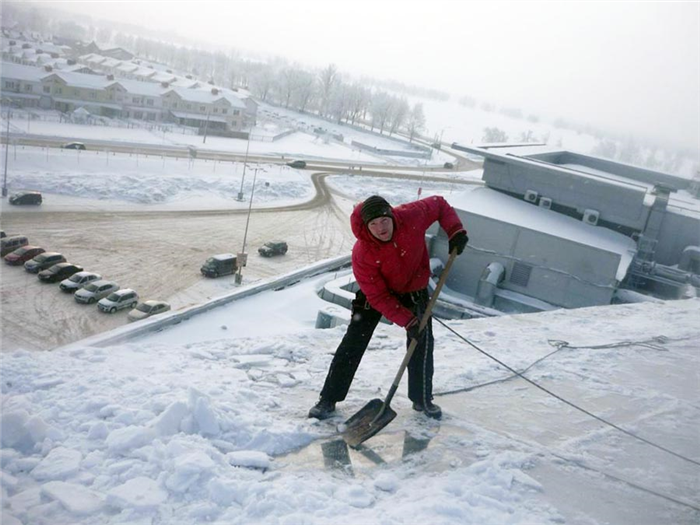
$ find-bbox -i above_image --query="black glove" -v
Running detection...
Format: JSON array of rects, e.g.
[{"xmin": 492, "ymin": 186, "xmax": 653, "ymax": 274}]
[
  {"xmin": 449, "ymin": 231, "xmax": 469, "ymax": 255},
  {"xmin": 406, "ymin": 317, "xmax": 421, "ymax": 341}
]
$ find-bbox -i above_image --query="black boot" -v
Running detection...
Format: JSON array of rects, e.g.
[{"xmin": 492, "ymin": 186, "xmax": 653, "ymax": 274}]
[
  {"xmin": 308, "ymin": 398, "xmax": 336, "ymax": 420},
  {"xmin": 412, "ymin": 400, "xmax": 442, "ymax": 419}
]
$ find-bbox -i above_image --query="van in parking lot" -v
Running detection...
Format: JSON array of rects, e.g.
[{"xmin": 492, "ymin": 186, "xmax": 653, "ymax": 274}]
[
  {"xmin": 201, "ymin": 254, "xmax": 238, "ymax": 278},
  {"xmin": 1, "ymin": 236, "xmax": 29, "ymax": 257}
]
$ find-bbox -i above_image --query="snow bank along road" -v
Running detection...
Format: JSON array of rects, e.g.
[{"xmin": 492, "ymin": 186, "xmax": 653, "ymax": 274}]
[{"xmin": 1, "ymin": 169, "xmax": 479, "ymax": 352}]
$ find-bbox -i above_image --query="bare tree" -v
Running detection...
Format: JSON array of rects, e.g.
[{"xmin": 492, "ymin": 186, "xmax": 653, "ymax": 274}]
[
  {"xmin": 389, "ymin": 98, "xmax": 409, "ymax": 136},
  {"xmin": 406, "ymin": 103, "xmax": 426, "ymax": 142},
  {"xmin": 482, "ymin": 127, "xmax": 508, "ymax": 143},
  {"xmin": 371, "ymin": 91, "xmax": 394, "ymax": 134},
  {"xmin": 250, "ymin": 68, "xmax": 276, "ymax": 102},
  {"xmin": 293, "ymin": 70, "xmax": 316, "ymax": 113},
  {"xmin": 318, "ymin": 64, "xmax": 338, "ymax": 117},
  {"xmin": 346, "ymin": 83, "xmax": 370, "ymax": 126}
]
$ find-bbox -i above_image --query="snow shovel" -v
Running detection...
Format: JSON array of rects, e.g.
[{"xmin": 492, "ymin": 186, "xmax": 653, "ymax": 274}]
[{"xmin": 342, "ymin": 250, "xmax": 458, "ymax": 448}]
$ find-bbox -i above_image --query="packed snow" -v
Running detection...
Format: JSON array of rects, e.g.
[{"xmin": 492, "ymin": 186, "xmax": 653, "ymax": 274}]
[{"xmin": 2, "ymin": 272, "xmax": 699, "ymax": 524}]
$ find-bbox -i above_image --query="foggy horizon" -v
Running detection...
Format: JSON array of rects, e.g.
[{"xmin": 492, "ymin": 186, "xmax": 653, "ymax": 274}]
[{"xmin": 10, "ymin": 1, "xmax": 700, "ymax": 155}]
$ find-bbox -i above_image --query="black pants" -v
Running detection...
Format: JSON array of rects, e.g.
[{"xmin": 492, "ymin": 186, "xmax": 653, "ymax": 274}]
[{"xmin": 319, "ymin": 289, "xmax": 434, "ymax": 404}]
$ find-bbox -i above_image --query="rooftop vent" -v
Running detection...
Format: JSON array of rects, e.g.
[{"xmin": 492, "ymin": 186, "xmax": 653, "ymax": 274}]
[
  {"xmin": 510, "ymin": 262, "xmax": 533, "ymax": 288},
  {"xmin": 107, "ymin": 74, "xmax": 114, "ymax": 80},
  {"xmin": 524, "ymin": 190, "xmax": 538, "ymax": 203},
  {"xmin": 161, "ymin": 82, "xmax": 170, "ymax": 88},
  {"xmin": 539, "ymin": 197, "xmax": 552, "ymax": 210},
  {"xmin": 583, "ymin": 209, "xmax": 600, "ymax": 226},
  {"xmin": 211, "ymin": 87, "xmax": 219, "ymax": 95},
  {"xmin": 44, "ymin": 65, "xmax": 53, "ymax": 72}
]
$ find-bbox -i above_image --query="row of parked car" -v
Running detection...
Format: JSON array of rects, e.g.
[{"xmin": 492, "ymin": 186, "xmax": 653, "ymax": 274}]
[{"xmin": 2, "ymin": 231, "xmax": 170, "ymax": 322}]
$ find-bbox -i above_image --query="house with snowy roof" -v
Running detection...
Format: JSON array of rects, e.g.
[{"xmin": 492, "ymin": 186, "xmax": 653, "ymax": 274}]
[{"xmin": 162, "ymin": 86, "xmax": 248, "ymax": 133}]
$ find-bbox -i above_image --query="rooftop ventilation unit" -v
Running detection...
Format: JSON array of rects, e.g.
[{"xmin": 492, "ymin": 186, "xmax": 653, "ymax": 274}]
[
  {"xmin": 524, "ymin": 190, "xmax": 538, "ymax": 203},
  {"xmin": 539, "ymin": 197, "xmax": 552, "ymax": 210},
  {"xmin": 583, "ymin": 209, "xmax": 600, "ymax": 226}
]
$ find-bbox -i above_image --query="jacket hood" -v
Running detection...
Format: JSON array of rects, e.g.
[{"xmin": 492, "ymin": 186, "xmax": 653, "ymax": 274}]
[{"xmin": 351, "ymin": 201, "xmax": 397, "ymax": 244}]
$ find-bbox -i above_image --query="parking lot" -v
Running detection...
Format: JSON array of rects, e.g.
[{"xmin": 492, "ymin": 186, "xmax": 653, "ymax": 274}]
[{"xmin": 1, "ymin": 195, "xmax": 355, "ymax": 351}]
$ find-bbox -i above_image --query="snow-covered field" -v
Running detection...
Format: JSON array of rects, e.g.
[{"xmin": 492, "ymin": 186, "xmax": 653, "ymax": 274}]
[{"xmin": 2, "ymin": 270, "xmax": 699, "ymax": 524}]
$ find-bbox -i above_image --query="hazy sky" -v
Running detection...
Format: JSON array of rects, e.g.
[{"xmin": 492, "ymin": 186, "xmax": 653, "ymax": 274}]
[{"xmin": 31, "ymin": 1, "xmax": 700, "ymax": 152}]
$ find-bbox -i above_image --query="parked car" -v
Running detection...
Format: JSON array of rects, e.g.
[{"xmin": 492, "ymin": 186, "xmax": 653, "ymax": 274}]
[
  {"xmin": 5, "ymin": 245, "xmax": 44, "ymax": 266},
  {"xmin": 9, "ymin": 191, "xmax": 42, "ymax": 205},
  {"xmin": 38, "ymin": 262, "xmax": 83, "ymax": 283},
  {"xmin": 258, "ymin": 241, "xmax": 288, "ymax": 257},
  {"xmin": 200, "ymin": 254, "xmax": 238, "ymax": 278},
  {"xmin": 443, "ymin": 162, "xmax": 455, "ymax": 169},
  {"xmin": 59, "ymin": 271, "xmax": 102, "ymax": 293},
  {"xmin": 98, "ymin": 289, "xmax": 139, "ymax": 313},
  {"xmin": 75, "ymin": 280, "xmax": 119, "ymax": 304},
  {"xmin": 286, "ymin": 160, "xmax": 306, "ymax": 169},
  {"xmin": 24, "ymin": 252, "xmax": 66, "ymax": 273},
  {"xmin": 62, "ymin": 142, "xmax": 86, "ymax": 150},
  {"xmin": 0, "ymin": 230, "xmax": 5, "ymax": 238},
  {"xmin": 1, "ymin": 235, "xmax": 29, "ymax": 257},
  {"xmin": 127, "ymin": 300, "xmax": 171, "ymax": 322}
]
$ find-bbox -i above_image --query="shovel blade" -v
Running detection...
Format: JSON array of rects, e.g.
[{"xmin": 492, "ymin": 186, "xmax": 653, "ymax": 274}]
[{"xmin": 341, "ymin": 398, "xmax": 397, "ymax": 448}]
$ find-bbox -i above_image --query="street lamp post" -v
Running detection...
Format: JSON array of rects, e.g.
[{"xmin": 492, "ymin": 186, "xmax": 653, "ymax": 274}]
[
  {"xmin": 2, "ymin": 100, "xmax": 11, "ymax": 198},
  {"xmin": 237, "ymin": 129, "xmax": 252, "ymax": 201},
  {"xmin": 235, "ymin": 166, "xmax": 260, "ymax": 285}
]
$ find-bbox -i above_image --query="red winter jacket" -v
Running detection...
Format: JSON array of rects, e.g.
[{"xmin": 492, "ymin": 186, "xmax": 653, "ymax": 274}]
[{"xmin": 351, "ymin": 196, "xmax": 466, "ymax": 327}]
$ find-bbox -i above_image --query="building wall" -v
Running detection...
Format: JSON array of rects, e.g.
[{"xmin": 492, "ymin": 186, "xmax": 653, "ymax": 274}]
[{"xmin": 439, "ymin": 209, "xmax": 622, "ymax": 309}]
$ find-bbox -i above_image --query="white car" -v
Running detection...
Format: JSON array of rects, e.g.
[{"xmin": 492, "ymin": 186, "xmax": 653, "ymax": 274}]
[
  {"xmin": 75, "ymin": 280, "xmax": 119, "ymax": 304},
  {"xmin": 59, "ymin": 271, "xmax": 102, "ymax": 293},
  {"xmin": 127, "ymin": 300, "xmax": 171, "ymax": 322},
  {"xmin": 98, "ymin": 289, "xmax": 139, "ymax": 313}
]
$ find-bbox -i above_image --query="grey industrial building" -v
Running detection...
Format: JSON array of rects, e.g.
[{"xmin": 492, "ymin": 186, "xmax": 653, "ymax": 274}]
[{"xmin": 422, "ymin": 144, "xmax": 700, "ymax": 317}]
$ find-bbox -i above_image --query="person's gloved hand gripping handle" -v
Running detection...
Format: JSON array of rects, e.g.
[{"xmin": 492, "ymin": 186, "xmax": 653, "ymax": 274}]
[{"xmin": 449, "ymin": 230, "xmax": 468, "ymax": 255}]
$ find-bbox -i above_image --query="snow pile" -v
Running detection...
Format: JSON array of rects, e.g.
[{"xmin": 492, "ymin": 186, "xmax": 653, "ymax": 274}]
[{"xmin": 2, "ymin": 289, "xmax": 699, "ymax": 524}]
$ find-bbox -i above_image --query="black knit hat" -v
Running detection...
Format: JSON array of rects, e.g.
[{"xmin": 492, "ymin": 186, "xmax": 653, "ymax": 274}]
[{"xmin": 361, "ymin": 195, "xmax": 393, "ymax": 224}]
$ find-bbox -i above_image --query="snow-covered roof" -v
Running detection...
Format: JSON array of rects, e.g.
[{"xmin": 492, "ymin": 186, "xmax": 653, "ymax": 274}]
[
  {"xmin": 116, "ymin": 62, "xmax": 138, "ymax": 73},
  {"xmin": 1, "ymin": 61, "xmax": 48, "ymax": 81},
  {"xmin": 111, "ymin": 79, "xmax": 164, "ymax": 97},
  {"xmin": 48, "ymin": 71, "xmax": 111, "ymax": 90},
  {"xmin": 451, "ymin": 186, "xmax": 637, "ymax": 280},
  {"xmin": 151, "ymin": 71, "xmax": 176, "ymax": 83}
]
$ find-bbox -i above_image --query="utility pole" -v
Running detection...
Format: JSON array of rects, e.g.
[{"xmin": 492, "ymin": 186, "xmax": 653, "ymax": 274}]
[
  {"xmin": 237, "ymin": 130, "xmax": 252, "ymax": 201},
  {"xmin": 235, "ymin": 166, "xmax": 259, "ymax": 285},
  {"xmin": 2, "ymin": 100, "xmax": 10, "ymax": 197},
  {"xmin": 202, "ymin": 110, "xmax": 211, "ymax": 144}
]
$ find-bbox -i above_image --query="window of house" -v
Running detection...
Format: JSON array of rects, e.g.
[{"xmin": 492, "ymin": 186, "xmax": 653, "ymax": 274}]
[
  {"xmin": 56, "ymin": 87, "xmax": 62, "ymax": 94},
  {"xmin": 90, "ymin": 91, "xmax": 96, "ymax": 99},
  {"xmin": 43, "ymin": 85, "xmax": 51, "ymax": 94},
  {"xmin": 5, "ymin": 81, "xmax": 16, "ymax": 89},
  {"xmin": 133, "ymin": 97, "xmax": 141, "ymax": 104},
  {"xmin": 74, "ymin": 89, "xmax": 80, "ymax": 96},
  {"xmin": 213, "ymin": 108, "xmax": 218, "ymax": 113},
  {"xmin": 222, "ymin": 108, "xmax": 228, "ymax": 114},
  {"xmin": 186, "ymin": 103, "xmax": 192, "ymax": 110},
  {"xmin": 233, "ymin": 110, "xmax": 240, "ymax": 116},
  {"xmin": 200, "ymin": 105, "xmax": 205, "ymax": 112},
  {"xmin": 231, "ymin": 121, "xmax": 237, "ymax": 127},
  {"xmin": 146, "ymin": 99, "xmax": 154, "ymax": 106},
  {"xmin": 134, "ymin": 111, "xmax": 143, "ymax": 119},
  {"xmin": 23, "ymin": 84, "xmax": 33, "ymax": 92}
]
